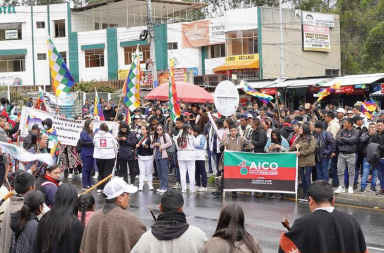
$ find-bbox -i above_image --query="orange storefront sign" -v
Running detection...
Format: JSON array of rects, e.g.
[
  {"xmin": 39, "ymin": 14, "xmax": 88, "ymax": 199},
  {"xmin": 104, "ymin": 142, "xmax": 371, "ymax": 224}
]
[{"xmin": 182, "ymin": 20, "xmax": 210, "ymax": 48}]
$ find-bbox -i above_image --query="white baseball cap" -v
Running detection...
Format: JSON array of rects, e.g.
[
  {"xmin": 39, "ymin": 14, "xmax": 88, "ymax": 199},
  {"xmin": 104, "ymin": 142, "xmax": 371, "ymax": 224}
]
[
  {"xmin": 336, "ymin": 108, "xmax": 345, "ymax": 114},
  {"xmin": 103, "ymin": 177, "xmax": 138, "ymax": 199}
]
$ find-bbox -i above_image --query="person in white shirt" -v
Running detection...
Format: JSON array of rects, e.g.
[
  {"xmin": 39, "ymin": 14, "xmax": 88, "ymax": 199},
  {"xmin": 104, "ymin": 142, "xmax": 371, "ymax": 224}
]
[
  {"xmin": 192, "ymin": 125, "xmax": 207, "ymax": 192},
  {"xmin": 93, "ymin": 123, "xmax": 118, "ymax": 193},
  {"xmin": 176, "ymin": 125, "xmax": 196, "ymax": 193}
]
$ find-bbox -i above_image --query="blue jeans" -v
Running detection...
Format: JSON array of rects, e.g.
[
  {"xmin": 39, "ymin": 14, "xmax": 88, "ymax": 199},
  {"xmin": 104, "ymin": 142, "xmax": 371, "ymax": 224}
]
[
  {"xmin": 331, "ymin": 154, "xmax": 339, "ymax": 184},
  {"xmin": 361, "ymin": 158, "xmax": 378, "ymax": 189},
  {"xmin": 155, "ymin": 158, "xmax": 169, "ymax": 190},
  {"xmin": 207, "ymin": 147, "xmax": 213, "ymax": 173},
  {"xmin": 316, "ymin": 160, "xmax": 329, "ymax": 182},
  {"xmin": 81, "ymin": 155, "xmax": 94, "ymax": 188},
  {"xmin": 300, "ymin": 167, "xmax": 312, "ymax": 195},
  {"xmin": 195, "ymin": 160, "xmax": 207, "ymax": 187},
  {"xmin": 373, "ymin": 159, "xmax": 384, "ymax": 190}
]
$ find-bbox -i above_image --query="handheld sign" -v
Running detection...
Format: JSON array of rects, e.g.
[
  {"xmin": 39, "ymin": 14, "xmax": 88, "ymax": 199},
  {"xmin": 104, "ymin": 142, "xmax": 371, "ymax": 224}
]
[{"xmin": 214, "ymin": 80, "xmax": 239, "ymax": 117}]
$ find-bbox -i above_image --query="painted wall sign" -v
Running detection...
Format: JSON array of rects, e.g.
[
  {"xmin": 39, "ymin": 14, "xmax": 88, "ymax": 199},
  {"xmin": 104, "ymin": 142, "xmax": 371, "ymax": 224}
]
[{"xmin": 0, "ymin": 6, "xmax": 16, "ymax": 14}]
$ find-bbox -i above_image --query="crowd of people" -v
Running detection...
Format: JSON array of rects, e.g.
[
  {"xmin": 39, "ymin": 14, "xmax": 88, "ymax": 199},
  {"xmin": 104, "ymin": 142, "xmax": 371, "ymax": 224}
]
[{"xmin": 0, "ymin": 96, "xmax": 376, "ymax": 252}]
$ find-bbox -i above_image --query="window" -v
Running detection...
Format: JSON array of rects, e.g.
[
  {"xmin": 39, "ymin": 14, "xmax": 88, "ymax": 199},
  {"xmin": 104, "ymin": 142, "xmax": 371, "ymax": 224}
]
[
  {"xmin": 0, "ymin": 55, "xmax": 25, "ymax": 72},
  {"xmin": 0, "ymin": 23, "xmax": 22, "ymax": 41},
  {"xmin": 226, "ymin": 29, "xmax": 258, "ymax": 56},
  {"xmin": 231, "ymin": 69, "xmax": 260, "ymax": 81},
  {"xmin": 168, "ymin": 42, "xmax": 178, "ymax": 50},
  {"xmin": 102, "ymin": 23, "xmax": 108, "ymax": 29},
  {"xmin": 208, "ymin": 75, "xmax": 219, "ymax": 86},
  {"xmin": 109, "ymin": 24, "xmax": 118, "ymax": 28},
  {"xmin": 37, "ymin": 53, "xmax": 46, "ymax": 60},
  {"xmin": 85, "ymin": 49, "xmax": 104, "ymax": 68},
  {"xmin": 36, "ymin": 22, "xmax": 45, "ymax": 29},
  {"xmin": 325, "ymin": 69, "xmax": 339, "ymax": 76},
  {"xmin": 60, "ymin": 52, "xmax": 67, "ymax": 65},
  {"xmin": 208, "ymin": 44, "xmax": 225, "ymax": 58},
  {"xmin": 54, "ymin": 20, "xmax": 65, "ymax": 38},
  {"xmin": 94, "ymin": 23, "xmax": 100, "ymax": 30},
  {"xmin": 124, "ymin": 45, "xmax": 150, "ymax": 65},
  {"xmin": 194, "ymin": 76, "xmax": 203, "ymax": 86}
]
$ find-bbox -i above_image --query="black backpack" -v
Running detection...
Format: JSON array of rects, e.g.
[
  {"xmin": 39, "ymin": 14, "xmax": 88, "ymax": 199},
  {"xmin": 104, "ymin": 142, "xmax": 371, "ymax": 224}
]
[
  {"xmin": 75, "ymin": 139, "xmax": 82, "ymax": 153},
  {"xmin": 366, "ymin": 143, "xmax": 380, "ymax": 167}
]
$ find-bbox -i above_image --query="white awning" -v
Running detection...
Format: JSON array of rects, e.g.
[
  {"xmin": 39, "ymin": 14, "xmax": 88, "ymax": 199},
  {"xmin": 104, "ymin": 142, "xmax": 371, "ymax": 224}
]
[
  {"xmin": 237, "ymin": 80, "xmax": 277, "ymax": 89},
  {"xmin": 370, "ymin": 90, "xmax": 384, "ymax": 97},
  {"xmin": 322, "ymin": 73, "xmax": 384, "ymax": 87},
  {"xmin": 268, "ymin": 78, "xmax": 329, "ymax": 88}
]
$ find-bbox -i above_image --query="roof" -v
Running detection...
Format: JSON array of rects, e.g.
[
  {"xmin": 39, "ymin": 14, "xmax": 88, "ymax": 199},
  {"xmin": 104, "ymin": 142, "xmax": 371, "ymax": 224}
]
[
  {"xmin": 321, "ymin": 73, "xmax": 384, "ymax": 87},
  {"xmin": 237, "ymin": 77, "xmax": 329, "ymax": 89},
  {"xmin": 370, "ymin": 90, "xmax": 384, "ymax": 97}
]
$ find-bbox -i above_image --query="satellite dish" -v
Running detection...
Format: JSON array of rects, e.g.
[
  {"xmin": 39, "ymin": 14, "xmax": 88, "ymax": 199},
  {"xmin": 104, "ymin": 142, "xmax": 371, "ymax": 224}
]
[{"xmin": 214, "ymin": 80, "xmax": 239, "ymax": 117}]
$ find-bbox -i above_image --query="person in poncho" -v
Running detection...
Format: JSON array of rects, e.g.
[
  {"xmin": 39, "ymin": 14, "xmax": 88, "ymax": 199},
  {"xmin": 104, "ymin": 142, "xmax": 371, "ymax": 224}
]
[{"xmin": 278, "ymin": 180, "xmax": 368, "ymax": 253}]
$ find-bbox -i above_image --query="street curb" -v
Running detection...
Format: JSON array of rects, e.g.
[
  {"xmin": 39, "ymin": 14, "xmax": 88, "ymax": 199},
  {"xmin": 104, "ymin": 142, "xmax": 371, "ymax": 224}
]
[{"xmin": 335, "ymin": 192, "xmax": 384, "ymax": 209}]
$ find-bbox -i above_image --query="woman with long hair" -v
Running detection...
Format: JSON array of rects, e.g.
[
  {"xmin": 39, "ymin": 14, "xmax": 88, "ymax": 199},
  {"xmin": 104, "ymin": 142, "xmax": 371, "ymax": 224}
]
[
  {"xmin": 79, "ymin": 119, "xmax": 94, "ymax": 190},
  {"xmin": 77, "ymin": 194, "xmax": 95, "ymax": 226},
  {"xmin": 176, "ymin": 124, "xmax": 196, "ymax": 193},
  {"xmin": 36, "ymin": 165, "xmax": 61, "ymax": 208},
  {"xmin": 9, "ymin": 190, "xmax": 44, "ymax": 253},
  {"xmin": 150, "ymin": 124, "xmax": 172, "ymax": 193},
  {"xmin": 201, "ymin": 204, "xmax": 263, "ymax": 253},
  {"xmin": 117, "ymin": 121, "xmax": 138, "ymax": 185},
  {"xmin": 93, "ymin": 123, "xmax": 118, "ymax": 193},
  {"xmin": 262, "ymin": 118, "xmax": 273, "ymax": 138},
  {"xmin": 290, "ymin": 124, "xmax": 317, "ymax": 200},
  {"xmin": 136, "ymin": 124, "xmax": 154, "ymax": 191},
  {"xmin": 34, "ymin": 183, "xmax": 84, "ymax": 253},
  {"xmin": 192, "ymin": 125, "xmax": 207, "ymax": 192},
  {"xmin": 264, "ymin": 129, "xmax": 289, "ymax": 153},
  {"xmin": 211, "ymin": 118, "xmax": 224, "ymax": 177}
]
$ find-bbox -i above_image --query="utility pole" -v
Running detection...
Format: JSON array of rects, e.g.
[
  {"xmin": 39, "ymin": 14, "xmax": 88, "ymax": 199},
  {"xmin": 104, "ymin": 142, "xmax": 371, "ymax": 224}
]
[
  {"xmin": 146, "ymin": 0, "xmax": 158, "ymax": 88},
  {"xmin": 279, "ymin": 0, "xmax": 284, "ymax": 78}
]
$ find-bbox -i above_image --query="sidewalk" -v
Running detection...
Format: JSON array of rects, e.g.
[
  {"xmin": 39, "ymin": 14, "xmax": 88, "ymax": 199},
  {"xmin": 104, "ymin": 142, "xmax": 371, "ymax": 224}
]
[{"xmin": 334, "ymin": 190, "xmax": 384, "ymax": 209}]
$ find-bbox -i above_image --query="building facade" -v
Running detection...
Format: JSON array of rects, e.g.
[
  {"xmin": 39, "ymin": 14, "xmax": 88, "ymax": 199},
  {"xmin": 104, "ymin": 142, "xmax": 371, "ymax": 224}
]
[{"xmin": 0, "ymin": 1, "xmax": 341, "ymax": 87}]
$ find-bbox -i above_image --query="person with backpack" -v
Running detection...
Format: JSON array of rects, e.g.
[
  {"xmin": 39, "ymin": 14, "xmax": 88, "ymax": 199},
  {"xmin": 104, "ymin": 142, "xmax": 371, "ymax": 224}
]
[
  {"xmin": 176, "ymin": 124, "xmax": 196, "ymax": 193},
  {"xmin": 151, "ymin": 124, "xmax": 172, "ymax": 193},
  {"xmin": 313, "ymin": 121, "xmax": 336, "ymax": 182},
  {"xmin": 9, "ymin": 190, "xmax": 44, "ymax": 253},
  {"xmin": 37, "ymin": 165, "xmax": 61, "ymax": 208},
  {"xmin": 117, "ymin": 122, "xmax": 138, "ymax": 185},
  {"xmin": 79, "ymin": 119, "xmax": 95, "ymax": 190},
  {"xmin": 359, "ymin": 123, "xmax": 378, "ymax": 193}
]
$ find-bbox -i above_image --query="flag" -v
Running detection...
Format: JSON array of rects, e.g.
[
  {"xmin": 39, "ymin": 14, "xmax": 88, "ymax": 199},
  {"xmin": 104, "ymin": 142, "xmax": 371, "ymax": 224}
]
[
  {"xmin": 47, "ymin": 37, "xmax": 75, "ymax": 97},
  {"xmin": 316, "ymin": 82, "xmax": 342, "ymax": 102},
  {"xmin": 123, "ymin": 45, "xmax": 141, "ymax": 111},
  {"xmin": 0, "ymin": 141, "xmax": 55, "ymax": 166},
  {"xmin": 239, "ymin": 80, "xmax": 273, "ymax": 104},
  {"xmin": 169, "ymin": 58, "xmax": 181, "ymax": 122},
  {"xmin": 361, "ymin": 100, "xmax": 377, "ymax": 119},
  {"xmin": 125, "ymin": 109, "xmax": 131, "ymax": 126},
  {"xmin": 94, "ymin": 88, "xmax": 105, "ymax": 121}
]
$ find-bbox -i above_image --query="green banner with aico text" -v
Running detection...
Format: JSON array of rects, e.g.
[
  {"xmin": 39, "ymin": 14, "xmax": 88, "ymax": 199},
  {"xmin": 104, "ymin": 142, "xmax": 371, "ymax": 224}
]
[{"xmin": 223, "ymin": 151, "xmax": 298, "ymax": 194}]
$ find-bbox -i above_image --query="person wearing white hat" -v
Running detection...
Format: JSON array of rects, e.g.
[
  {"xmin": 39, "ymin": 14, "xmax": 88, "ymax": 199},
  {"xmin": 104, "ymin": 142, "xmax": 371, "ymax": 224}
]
[{"xmin": 80, "ymin": 177, "xmax": 146, "ymax": 253}]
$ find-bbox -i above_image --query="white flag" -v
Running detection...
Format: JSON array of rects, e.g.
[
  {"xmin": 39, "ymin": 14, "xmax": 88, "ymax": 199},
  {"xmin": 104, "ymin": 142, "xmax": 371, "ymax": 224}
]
[{"xmin": 0, "ymin": 142, "xmax": 55, "ymax": 166}]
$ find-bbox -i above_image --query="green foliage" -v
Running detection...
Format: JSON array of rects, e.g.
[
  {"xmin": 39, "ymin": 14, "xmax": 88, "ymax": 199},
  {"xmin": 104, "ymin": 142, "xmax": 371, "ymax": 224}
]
[{"xmin": 73, "ymin": 80, "xmax": 116, "ymax": 93}]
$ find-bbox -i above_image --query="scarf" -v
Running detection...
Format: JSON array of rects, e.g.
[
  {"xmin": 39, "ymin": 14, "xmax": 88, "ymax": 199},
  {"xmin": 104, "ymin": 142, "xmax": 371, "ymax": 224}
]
[
  {"xmin": 43, "ymin": 175, "xmax": 60, "ymax": 187},
  {"xmin": 151, "ymin": 211, "xmax": 189, "ymax": 240}
]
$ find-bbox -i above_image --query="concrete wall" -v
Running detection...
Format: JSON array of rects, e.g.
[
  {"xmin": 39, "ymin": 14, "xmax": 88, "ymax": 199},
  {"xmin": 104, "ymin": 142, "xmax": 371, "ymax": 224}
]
[{"xmin": 261, "ymin": 7, "xmax": 341, "ymax": 79}]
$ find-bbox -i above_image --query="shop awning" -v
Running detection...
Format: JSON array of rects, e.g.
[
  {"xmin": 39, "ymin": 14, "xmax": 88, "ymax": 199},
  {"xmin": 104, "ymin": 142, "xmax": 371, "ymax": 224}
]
[
  {"xmin": 370, "ymin": 90, "xmax": 384, "ymax": 97},
  {"xmin": 321, "ymin": 73, "xmax": 384, "ymax": 87},
  {"xmin": 213, "ymin": 59, "xmax": 259, "ymax": 73}
]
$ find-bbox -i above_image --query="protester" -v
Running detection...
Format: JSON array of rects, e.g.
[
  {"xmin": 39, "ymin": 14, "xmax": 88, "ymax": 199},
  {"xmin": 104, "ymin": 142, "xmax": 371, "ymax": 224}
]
[
  {"xmin": 251, "ymin": 118, "xmax": 267, "ymax": 153},
  {"xmin": 149, "ymin": 108, "xmax": 166, "ymax": 126},
  {"xmin": 34, "ymin": 183, "xmax": 84, "ymax": 253},
  {"xmin": 237, "ymin": 114, "xmax": 252, "ymax": 140},
  {"xmin": 37, "ymin": 165, "xmax": 61, "ymax": 208},
  {"xmin": 77, "ymin": 194, "xmax": 95, "ymax": 226},
  {"xmin": 211, "ymin": 118, "xmax": 225, "ymax": 177},
  {"xmin": 136, "ymin": 124, "xmax": 154, "ymax": 191},
  {"xmin": 79, "ymin": 119, "xmax": 95, "ymax": 190},
  {"xmin": 0, "ymin": 172, "xmax": 36, "ymax": 253},
  {"xmin": 192, "ymin": 125, "xmax": 207, "ymax": 192},
  {"xmin": 171, "ymin": 117, "xmax": 186, "ymax": 188},
  {"xmin": 287, "ymin": 121, "xmax": 301, "ymax": 147},
  {"xmin": 313, "ymin": 120, "xmax": 335, "ymax": 182},
  {"xmin": 23, "ymin": 124, "xmax": 39, "ymax": 151},
  {"xmin": 131, "ymin": 190, "xmax": 208, "ymax": 253},
  {"xmin": 151, "ymin": 124, "xmax": 172, "ymax": 193},
  {"xmin": 359, "ymin": 123, "xmax": 378, "ymax": 193},
  {"xmin": 263, "ymin": 118, "xmax": 273, "ymax": 138},
  {"xmin": 103, "ymin": 102, "xmax": 116, "ymax": 121},
  {"xmin": 117, "ymin": 121, "xmax": 138, "ymax": 185},
  {"xmin": 9, "ymin": 190, "xmax": 44, "ymax": 253},
  {"xmin": 80, "ymin": 177, "xmax": 146, "ymax": 253},
  {"xmin": 290, "ymin": 124, "xmax": 317, "ymax": 201},
  {"xmin": 278, "ymin": 181, "xmax": 367, "ymax": 253},
  {"xmin": 335, "ymin": 118, "xmax": 359, "ymax": 194},
  {"xmin": 371, "ymin": 119, "xmax": 384, "ymax": 195},
  {"xmin": 176, "ymin": 124, "xmax": 196, "ymax": 193},
  {"xmin": 201, "ymin": 204, "xmax": 263, "ymax": 253},
  {"xmin": 93, "ymin": 123, "xmax": 118, "ymax": 193},
  {"xmin": 279, "ymin": 116, "xmax": 294, "ymax": 139}
]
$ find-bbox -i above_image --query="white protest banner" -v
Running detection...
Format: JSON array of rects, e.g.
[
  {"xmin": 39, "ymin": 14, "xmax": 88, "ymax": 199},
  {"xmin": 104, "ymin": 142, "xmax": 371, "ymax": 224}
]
[
  {"xmin": 19, "ymin": 107, "xmax": 118, "ymax": 146},
  {"xmin": 0, "ymin": 141, "xmax": 55, "ymax": 165}
]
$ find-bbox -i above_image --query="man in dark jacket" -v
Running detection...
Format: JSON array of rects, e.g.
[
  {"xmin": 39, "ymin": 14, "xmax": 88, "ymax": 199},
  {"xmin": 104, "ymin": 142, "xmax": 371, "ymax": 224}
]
[
  {"xmin": 251, "ymin": 118, "xmax": 267, "ymax": 153},
  {"xmin": 103, "ymin": 102, "xmax": 116, "ymax": 121},
  {"xmin": 371, "ymin": 119, "xmax": 384, "ymax": 195},
  {"xmin": 23, "ymin": 124, "xmax": 39, "ymax": 150},
  {"xmin": 353, "ymin": 115, "xmax": 368, "ymax": 189},
  {"xmin": 279, "ymin": 181, "xmax": 367, "ymax": 253},
  {"xmin": 280, "ymin": 117, "xmax": 294, "ymax": 139},
  {"xmin": 359, "ymin": 123, "xmax": 378, "ymax": 193},
  {"xmin": 314, "ymin": 121, "xmax": 335, "ymax": 182},
  {"xmin": 335, "ymin": 118, "xmax": 359, "ymax": 194},
  {"xmin": 117, "ymin": 122, "xmax": 138, "ymax": 184}
]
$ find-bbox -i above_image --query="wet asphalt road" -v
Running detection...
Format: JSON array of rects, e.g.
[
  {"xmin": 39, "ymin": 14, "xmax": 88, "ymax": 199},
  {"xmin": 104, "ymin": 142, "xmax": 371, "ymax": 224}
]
[{"xmin": 67, "ymin": 176, "xmax": 384, "ymax": 253}]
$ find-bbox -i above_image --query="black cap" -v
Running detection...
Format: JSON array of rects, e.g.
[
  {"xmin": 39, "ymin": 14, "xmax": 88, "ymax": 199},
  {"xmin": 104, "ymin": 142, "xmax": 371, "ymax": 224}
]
[
  {"xmin": 314, "ymin": 120, "xmax": 323, "ymax": 129},
  {"xmin": 352, "ymin": 115, "xmax": 364, "ymax": 122},
  {"xmin": 31, "ymin": 124, "xmax": 40, "ymax": 130}
]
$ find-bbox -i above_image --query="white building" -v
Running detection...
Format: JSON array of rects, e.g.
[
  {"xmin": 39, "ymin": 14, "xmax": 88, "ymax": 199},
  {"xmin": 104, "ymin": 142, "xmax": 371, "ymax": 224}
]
[{"xmin": 0, "ymin": 1, "xmax": 341, "ymax": 87}]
